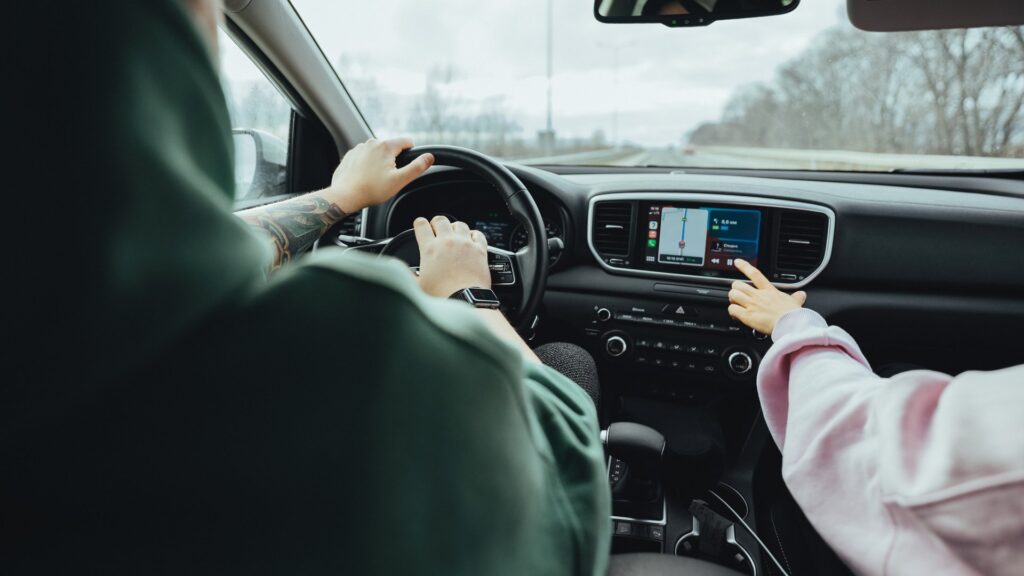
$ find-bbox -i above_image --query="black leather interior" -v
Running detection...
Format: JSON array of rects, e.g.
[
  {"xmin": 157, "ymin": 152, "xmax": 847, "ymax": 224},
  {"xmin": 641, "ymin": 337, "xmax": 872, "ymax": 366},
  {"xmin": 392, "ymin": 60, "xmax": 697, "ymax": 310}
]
[{"xmin": 608, "ymin": 553, "xmax": 747, "ymax": 576}]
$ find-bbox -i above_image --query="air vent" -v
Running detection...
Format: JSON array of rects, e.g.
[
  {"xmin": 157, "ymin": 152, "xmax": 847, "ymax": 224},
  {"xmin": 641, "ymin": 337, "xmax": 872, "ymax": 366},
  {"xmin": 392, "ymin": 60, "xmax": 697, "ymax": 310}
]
[
  {"xmin": 336, "ymin": 211, "xmax": 363, "ymax": 237},
  {"xmin": 592, "ymin": 201, "xmax": 633, "ymax": 258},
  {"xmin": 775, "ymin": 210, "xmax": 828, "ymax": 277}
]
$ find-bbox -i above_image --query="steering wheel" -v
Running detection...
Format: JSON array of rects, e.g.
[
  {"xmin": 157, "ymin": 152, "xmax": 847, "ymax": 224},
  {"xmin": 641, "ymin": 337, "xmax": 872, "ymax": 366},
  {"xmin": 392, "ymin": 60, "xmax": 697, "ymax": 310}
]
[{"xmin": 380, "ymin": 145, "xmax": 548, "ymax": 334}]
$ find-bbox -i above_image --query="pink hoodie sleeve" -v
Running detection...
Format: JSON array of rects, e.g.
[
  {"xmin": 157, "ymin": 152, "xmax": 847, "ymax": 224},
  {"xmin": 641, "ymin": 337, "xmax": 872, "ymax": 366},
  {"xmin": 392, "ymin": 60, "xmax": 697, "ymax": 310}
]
[{"xmin": 758, "ymin": 308, "xmax": 1024, "ymax": 576}]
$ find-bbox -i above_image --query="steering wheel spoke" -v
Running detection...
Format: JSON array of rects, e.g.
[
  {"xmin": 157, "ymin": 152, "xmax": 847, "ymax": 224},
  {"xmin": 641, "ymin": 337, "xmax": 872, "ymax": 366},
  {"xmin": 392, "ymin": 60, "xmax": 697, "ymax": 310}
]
[{"xmin": 487, "ymin": 247, "xmax": 518, "ymax": 287}]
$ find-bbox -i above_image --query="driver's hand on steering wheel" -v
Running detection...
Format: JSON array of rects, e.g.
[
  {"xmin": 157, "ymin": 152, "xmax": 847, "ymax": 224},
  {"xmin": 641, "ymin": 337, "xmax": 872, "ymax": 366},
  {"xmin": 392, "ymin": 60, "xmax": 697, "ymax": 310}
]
[
  {"xmin": 414, "ymin": 216, "xmax": 492, "ymax": 298},
  {"xmin": 327, "ymin": 138, "xmax": 435, "ymax": 214}
]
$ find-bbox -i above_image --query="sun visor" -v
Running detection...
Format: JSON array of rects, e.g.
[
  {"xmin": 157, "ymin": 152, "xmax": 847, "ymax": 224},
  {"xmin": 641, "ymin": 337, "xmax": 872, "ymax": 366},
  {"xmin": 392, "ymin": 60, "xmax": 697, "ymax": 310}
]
[{"xmin": 848, "ymin": 0, "xmax": 1024, "ymax": 32}]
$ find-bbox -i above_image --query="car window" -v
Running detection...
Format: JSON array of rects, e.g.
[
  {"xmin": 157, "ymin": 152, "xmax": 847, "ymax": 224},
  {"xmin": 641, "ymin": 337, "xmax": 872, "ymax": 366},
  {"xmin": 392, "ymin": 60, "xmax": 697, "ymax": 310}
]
[{"xmin": 218, "ymin": 28, "xmax": 294, "ymax": 207}]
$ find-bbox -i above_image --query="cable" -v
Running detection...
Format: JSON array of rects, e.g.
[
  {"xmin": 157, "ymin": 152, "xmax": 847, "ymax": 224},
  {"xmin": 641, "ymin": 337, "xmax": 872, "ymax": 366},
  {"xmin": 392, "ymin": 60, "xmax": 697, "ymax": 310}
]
[{"xmin": 708, "ymin": 488, "xmax": 791, "ymax": 576}]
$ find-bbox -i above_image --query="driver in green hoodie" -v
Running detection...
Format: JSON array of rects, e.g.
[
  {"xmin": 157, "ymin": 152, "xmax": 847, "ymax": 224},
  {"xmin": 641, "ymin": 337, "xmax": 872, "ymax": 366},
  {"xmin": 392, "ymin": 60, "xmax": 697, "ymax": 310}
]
[{"xmin": 3, "ymin": 1, "xmax": 610, "ymax": 574}]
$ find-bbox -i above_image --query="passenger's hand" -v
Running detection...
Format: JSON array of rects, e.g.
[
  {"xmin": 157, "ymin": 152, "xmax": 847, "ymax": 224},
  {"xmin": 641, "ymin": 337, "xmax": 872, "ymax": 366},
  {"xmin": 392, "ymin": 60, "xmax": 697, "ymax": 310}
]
[
  {"xmin": 727, "ymin": 259, "xmax": 807, "ymax": 335},
  {"xmin": 327, "ymin": 138, "xmax": 434, "ymax": 212},
  {"xmin": 414, "ymin": 216, "xmax": 492, "ymax": 298}
]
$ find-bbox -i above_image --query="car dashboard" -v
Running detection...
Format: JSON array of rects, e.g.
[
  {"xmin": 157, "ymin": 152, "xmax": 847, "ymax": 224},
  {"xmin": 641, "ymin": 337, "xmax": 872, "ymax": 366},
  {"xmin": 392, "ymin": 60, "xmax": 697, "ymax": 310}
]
[
  {"xmin": 340, "ymin": 165, "xmax": 1024, "ymax": 381},
  {"xmin": 327, "ymin": 163, "xmax": 1024, "ymax": 570}
]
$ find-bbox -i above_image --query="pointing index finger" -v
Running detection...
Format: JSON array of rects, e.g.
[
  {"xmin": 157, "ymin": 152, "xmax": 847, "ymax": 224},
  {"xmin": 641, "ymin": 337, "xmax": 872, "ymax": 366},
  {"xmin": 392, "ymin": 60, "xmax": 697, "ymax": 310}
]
[{"xmin": 734, "ymin": 259, "xmax": 772, "ymax": 290}]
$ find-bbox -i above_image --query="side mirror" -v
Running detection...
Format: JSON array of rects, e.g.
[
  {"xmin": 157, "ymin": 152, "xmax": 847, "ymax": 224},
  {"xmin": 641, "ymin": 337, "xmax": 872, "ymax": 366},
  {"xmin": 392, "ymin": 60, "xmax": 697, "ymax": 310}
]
[
  {"xmin": 594, "ymin": 0, "xmax": 799, "ymax": 27},
  {"xmin": 232, "ymin": 129, "xmax": 288, "ymax": 200}
]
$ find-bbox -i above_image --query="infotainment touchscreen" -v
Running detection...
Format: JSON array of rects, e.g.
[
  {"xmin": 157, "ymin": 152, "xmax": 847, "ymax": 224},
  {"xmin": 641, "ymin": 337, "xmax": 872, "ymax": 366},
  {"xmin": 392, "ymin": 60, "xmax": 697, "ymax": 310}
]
[{"xmin": 642, "ymin": 204, "xmax": 762, "ymax": 275}]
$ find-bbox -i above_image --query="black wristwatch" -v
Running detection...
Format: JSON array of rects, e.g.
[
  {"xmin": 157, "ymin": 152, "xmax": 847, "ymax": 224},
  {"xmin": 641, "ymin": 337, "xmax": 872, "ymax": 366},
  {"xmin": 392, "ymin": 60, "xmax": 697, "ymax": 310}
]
[{"xmin": 449, "ymin": 287, "xmax": 501, "ymax": 309}]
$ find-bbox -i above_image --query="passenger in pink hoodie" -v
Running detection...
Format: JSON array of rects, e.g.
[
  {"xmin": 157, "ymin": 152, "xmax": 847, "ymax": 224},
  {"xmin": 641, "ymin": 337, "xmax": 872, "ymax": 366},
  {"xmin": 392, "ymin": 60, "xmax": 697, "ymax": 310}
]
[{"xmin": 726, "ymin": 259, "xmax": 1024, "ymax": 576}]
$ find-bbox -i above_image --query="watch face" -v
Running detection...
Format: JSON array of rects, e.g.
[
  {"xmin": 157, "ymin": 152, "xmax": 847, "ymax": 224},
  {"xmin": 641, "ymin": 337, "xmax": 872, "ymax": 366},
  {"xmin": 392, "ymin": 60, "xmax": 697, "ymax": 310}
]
[{"xmin": 467, "ymin": 288, "xmax": 499, "ymax": 302}]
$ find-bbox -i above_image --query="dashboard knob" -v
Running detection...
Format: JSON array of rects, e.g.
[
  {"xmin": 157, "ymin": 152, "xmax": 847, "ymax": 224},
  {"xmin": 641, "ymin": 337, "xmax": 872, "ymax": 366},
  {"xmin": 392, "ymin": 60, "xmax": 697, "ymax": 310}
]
[
  {"xmin": 605, "ymin": 335, "xmax": 628, "ymax": 358},
  {"xmin": 752, "ymin": 328, "xmax": 769, "ymax": 341},
  {"xmin": 727, "ymin": 352, "xmax": 754, "ymax": 375},
  {"xmin": 596, "ymin": 307, "xmax": 612, "ymax": 322}
]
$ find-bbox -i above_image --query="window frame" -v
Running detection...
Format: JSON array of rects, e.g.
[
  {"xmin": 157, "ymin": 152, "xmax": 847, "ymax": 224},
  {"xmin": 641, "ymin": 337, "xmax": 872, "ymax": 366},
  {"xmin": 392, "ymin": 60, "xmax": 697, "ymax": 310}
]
[{"xmin": 221, "ymin": 18, "xmax": 313, "ymax": 209}]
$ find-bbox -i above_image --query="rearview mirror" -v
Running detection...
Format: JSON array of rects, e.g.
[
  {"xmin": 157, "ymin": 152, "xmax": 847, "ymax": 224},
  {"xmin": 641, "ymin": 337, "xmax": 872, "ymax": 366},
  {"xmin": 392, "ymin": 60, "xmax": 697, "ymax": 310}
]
[{"xmin": 594, "ymin": 0, "xmax": 799, "ymax": 27}]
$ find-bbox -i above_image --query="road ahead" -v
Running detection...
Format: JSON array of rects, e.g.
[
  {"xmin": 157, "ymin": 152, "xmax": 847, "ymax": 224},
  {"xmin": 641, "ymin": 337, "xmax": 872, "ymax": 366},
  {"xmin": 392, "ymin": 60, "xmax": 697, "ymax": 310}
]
[
  {"xmin": 608, "ymin": 147, "xmax": 806, "ymax": 169},
  {"xmin": 520, "ymin": 146, "xmax": 1024, "ymax": 171},
  {"xmin": 520, "ymin": 146, "xmax": 806, "ymax": 170}
]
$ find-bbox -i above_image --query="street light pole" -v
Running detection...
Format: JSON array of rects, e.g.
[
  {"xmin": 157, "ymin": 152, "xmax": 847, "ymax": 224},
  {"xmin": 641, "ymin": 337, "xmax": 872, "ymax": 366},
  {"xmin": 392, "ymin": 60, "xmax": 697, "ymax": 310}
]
[
  {"xmin": 539, "ymin": 0, "xmax": 555, "ymax": 156},
  {"xmin": 612, "ymin": 46, "xmax": 619, "ymax": 146},
  {"xmin": 597, "ymin": 40, "xmax": 634, "ymax": 147},
  {"xmin": 546, "ymin": 0, "xmax": 553, "ymax": 137}
]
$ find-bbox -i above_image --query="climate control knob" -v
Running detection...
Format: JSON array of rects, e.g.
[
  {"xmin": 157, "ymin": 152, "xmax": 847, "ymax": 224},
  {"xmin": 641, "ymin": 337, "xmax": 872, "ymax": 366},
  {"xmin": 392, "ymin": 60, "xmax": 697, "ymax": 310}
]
[
  {"xmin": 727, "ymin": 351, "xmax": 754, "ymax": 375},
  {"xmin": 596, "ymin": 307, "xmax": 612, "ymax": 322},
  {"xmin": 605, "ymin": 335, "xmax": 628, "ymax": 358}
]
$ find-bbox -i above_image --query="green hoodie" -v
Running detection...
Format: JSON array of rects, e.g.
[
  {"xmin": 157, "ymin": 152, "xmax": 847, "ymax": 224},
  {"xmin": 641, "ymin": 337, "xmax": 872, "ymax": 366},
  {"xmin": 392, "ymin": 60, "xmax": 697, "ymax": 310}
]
[{"xmin": 3, "ymin": 1, "xmax": 610, "ymax": 574}]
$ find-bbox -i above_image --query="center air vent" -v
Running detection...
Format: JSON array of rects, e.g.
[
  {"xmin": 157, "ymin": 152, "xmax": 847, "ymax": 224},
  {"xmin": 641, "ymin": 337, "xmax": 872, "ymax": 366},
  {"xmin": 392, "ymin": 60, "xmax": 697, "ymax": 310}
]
[
  {"xmin": 592, "ymin": 201, "xmax": 634, "ymax": 260},
  {"xmin": 774, "ymin": 209, "xmax": 828, "ymax": 280}
]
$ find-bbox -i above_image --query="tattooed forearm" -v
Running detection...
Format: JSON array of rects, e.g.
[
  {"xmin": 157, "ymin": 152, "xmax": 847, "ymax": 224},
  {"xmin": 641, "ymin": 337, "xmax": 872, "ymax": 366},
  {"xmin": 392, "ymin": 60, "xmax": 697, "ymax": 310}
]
[{"xmin": 238, "ymin": 195, "xmax": 348, "ymax": 273}]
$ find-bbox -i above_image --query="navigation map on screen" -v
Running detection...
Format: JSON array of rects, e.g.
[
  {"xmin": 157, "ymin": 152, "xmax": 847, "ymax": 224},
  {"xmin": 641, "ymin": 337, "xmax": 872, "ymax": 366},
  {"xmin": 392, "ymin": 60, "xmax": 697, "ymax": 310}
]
[
  {"xmin": 643, "ymin": 205, "xmax": 761, "ymax": 272},
  {"xmin": 657, "ymin": 207, "xmax": 709, "ymax": 266}
]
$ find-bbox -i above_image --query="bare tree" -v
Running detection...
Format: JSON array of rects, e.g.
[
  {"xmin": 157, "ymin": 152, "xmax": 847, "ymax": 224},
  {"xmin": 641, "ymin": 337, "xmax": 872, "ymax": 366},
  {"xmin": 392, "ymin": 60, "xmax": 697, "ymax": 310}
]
[{"xmin": 690, "ymin": 24, "xmax": 1024, "ymax": 158}]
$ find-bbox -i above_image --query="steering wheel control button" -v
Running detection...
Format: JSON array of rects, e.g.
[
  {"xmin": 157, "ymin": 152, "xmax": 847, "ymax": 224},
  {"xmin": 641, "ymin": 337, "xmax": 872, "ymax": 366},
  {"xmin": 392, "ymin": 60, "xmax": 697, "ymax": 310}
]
[
  {"xmin": 605, "ymin": 335, "xmax": 628, "ymax": 358},
  {"xmin": 596, "ymin": 307, "xmax": 612, "ymax": 322},
  {"xmin": 486, "ymin": 253, "xmax": 516, "ymax": 286},
  {"xmin": 728, "ymin": 352, "xmax": 754, "ymax": 375}
]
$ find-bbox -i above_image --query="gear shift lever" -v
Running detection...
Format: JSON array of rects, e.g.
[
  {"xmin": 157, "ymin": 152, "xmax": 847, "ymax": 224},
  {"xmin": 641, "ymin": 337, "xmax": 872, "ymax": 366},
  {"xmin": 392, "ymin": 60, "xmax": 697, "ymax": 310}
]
[
  {"xmin": 604, "ymin": 422, "xmax": 666, "ymax": 520},
  {"xmin": 605, "ymin": 422, "xmax": 665, "ymax": 479}
]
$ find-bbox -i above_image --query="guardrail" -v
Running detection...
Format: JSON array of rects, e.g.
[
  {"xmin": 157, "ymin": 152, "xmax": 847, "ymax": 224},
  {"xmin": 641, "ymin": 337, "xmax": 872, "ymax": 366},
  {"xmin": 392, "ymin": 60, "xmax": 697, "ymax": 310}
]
[{"xmin": 697, "ymin": 146, "xmax": 1024, "ymax": 171}]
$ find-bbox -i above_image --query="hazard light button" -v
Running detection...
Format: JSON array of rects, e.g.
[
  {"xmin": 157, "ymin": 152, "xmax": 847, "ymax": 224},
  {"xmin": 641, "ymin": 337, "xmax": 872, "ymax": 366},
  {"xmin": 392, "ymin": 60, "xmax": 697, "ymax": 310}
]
[{"xmin": 661, "ymin": 304, "xmax": 697, "ymax": 317}]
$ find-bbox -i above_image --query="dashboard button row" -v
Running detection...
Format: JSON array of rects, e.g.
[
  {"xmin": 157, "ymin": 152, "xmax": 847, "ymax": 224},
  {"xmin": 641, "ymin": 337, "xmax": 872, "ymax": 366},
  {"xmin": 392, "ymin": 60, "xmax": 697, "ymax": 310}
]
[
  {"xmin": 635, "ymin": 354, "xmax": 718, "ymax": 375},
  {"xmin": 613, "ymin": 312, "xmax": 743, "ymax": 334},
  {"xmin": 635, "ymin": 339, "xmax": 720, "ymax": 357}
]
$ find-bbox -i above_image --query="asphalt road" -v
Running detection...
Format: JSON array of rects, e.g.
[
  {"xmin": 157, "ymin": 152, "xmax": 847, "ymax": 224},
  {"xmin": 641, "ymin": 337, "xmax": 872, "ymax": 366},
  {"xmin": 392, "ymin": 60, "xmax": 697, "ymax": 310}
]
[{"xmin": 605, "ymin": 147, "xmax": 805, "ymax": 169}]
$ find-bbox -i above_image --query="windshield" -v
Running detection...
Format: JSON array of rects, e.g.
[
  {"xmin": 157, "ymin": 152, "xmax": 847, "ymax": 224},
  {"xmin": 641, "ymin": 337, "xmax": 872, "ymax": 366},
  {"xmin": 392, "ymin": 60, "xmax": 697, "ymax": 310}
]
[{"xmin": 290, "ymin": 0, "xmax": 1024, "ymax": 172}]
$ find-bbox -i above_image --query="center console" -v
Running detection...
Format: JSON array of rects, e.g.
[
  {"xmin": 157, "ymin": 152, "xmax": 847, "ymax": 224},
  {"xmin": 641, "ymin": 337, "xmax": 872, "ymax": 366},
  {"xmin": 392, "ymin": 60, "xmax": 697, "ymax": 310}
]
[
  {"xmin": 564, "ymin": 191, "xmax": 836, "ymax": 394},
  {"xmin": 553, "ymin": 192, "xmax": 837, "ymax": 575}
]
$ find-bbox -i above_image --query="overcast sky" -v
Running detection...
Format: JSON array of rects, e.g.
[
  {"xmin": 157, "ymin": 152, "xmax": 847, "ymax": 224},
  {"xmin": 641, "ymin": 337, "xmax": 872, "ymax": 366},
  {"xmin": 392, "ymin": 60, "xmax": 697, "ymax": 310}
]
[{"xmin": 236, "ymin": 0, "xmax": 852, "ymax": 146}]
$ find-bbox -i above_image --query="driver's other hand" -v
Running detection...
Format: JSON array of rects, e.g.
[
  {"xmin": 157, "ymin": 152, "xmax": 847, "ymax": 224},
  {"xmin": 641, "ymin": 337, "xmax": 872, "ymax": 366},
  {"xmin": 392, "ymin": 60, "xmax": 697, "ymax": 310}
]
[
  {"xmin": 727, "ymin": 259, "xmax": 807, "ymax": 336},
  {"xmin": 328, "ymin": 137, "xmax": 434, "ymax": 211},
  {"xmin": 414, "ymin": 216, "xmax": 492, "ymax": 298}
]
